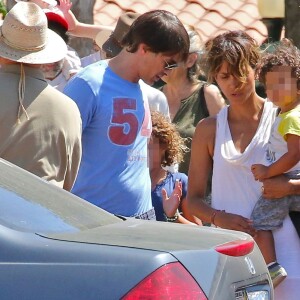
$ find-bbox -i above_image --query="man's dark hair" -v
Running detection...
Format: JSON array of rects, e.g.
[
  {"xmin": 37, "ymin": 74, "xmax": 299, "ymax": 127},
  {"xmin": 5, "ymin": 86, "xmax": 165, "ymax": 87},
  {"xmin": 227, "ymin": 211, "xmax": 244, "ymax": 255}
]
[{"xmin": 122, "ymin": 10, "xmax": 189, "ymax": 62}]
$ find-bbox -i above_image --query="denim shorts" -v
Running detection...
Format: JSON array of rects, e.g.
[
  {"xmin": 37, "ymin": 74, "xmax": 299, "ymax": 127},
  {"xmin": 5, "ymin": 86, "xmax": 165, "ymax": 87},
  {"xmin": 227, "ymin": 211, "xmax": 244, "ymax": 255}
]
[
  {"xmin": 251, "ymin": 194, "xmax": 300, "ymax": 230},
  {"xmin": 251, "ymin": 172, "xmax": 300, "ymax": 230}
]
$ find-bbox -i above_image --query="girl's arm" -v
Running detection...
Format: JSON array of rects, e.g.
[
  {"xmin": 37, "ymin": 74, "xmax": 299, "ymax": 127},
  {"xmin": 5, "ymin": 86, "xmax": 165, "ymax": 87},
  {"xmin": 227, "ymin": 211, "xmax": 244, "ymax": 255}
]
[
  {"xmin": 162, "ymin": 181, "xmax": 202, "ymax": 225},
  {"xmin": 59, "ymin": 0, "xmax": 113, "ymax": 39}
]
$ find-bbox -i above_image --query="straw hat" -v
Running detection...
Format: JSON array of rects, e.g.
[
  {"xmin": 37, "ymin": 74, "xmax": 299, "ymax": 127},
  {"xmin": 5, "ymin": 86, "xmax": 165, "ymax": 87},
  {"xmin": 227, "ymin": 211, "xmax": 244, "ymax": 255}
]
[
  {"xmin": 0, "ymin": 2, "xmax": 67, "ymax": 64},
  {"xmin": 95, "ymin": 12, "xmax": 140, "ymax": 57}
]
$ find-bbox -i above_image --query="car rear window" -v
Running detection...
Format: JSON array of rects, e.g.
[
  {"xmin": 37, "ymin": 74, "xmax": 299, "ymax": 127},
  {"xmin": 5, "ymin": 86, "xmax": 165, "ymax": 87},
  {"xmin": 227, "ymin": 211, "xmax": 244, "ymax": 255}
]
[{"xmin": 0, "ymin": 182, "xmax": 121, "ymax": 234}]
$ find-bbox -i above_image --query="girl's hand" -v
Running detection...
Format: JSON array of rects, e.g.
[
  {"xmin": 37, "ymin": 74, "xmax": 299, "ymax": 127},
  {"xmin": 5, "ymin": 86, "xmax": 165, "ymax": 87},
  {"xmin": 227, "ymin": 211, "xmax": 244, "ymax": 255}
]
[
  {"xmin": 58, "ymin": 0, "xmax": 72, "ymax": 13},
  {"xmin": 162, "ymin": 179, "xmax": 182, "ymax": 218}
]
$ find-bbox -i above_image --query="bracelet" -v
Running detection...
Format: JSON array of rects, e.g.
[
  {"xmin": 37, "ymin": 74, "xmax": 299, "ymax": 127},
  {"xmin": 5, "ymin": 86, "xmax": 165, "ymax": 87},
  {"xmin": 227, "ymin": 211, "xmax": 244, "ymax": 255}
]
[
  {"xmin": 164, "ymin": 210, "xmax": 180, "ymax": 222},
  {"xmin": 210, "ymin": 209, "xmax": 225, "ymax": 226}
]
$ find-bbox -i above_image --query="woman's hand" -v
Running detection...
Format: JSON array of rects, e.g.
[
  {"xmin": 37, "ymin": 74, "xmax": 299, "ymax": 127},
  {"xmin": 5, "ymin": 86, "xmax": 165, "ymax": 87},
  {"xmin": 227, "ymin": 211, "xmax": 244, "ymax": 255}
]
[
  {"xmin": 162, "ymin": 180, "xmax": 182, "ymax": 218},
  {"xmin": 214, "ymin": 210, "xmax": 256, "ymax": 236},
  {"xmin": 262, "ymin": 174, "xmax": 295, "ymax": 199}
]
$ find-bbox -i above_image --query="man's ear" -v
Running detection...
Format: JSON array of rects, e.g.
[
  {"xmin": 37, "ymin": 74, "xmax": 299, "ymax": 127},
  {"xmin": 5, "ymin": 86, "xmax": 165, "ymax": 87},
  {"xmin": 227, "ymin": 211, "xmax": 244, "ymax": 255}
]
[
  {"xmin": 138, "ymin": 43, "xmax": 150, "ymax": 54},
  {"xmin": 186, "ymin": 52, "xmax": 198, "ymax": 68}
]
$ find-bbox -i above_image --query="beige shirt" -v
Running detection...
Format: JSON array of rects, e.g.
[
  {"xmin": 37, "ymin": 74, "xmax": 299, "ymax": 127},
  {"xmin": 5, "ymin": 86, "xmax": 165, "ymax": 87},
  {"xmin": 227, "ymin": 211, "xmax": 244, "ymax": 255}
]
[{"xmin": 0, "ymin": 64, "xmax": 82, "ymax": 191}]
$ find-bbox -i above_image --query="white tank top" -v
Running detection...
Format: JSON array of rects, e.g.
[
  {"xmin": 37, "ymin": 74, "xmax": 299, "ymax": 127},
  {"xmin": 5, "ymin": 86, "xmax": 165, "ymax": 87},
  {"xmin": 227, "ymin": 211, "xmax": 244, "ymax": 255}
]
[{"xmin": 212, "ymin": 102, "xmax": 300, "ymax": 299}]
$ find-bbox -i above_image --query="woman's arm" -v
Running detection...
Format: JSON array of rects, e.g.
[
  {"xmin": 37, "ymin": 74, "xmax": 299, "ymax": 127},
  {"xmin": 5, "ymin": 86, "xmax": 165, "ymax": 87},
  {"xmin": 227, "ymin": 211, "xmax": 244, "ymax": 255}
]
[
  {"xmin": 180, "ymin": 198, "xmax": 202, "ymax": 225},
  {"xmin": 186, "ymin": 117, "xmax": 216, "ymax": 222}
]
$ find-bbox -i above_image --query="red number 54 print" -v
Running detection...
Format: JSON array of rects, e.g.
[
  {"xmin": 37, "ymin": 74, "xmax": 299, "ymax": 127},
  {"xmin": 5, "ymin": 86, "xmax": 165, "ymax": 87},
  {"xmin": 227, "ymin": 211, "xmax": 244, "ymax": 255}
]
[{"xmin": 108, "ymin": 98, "xmax": 150, "ymax": 146}]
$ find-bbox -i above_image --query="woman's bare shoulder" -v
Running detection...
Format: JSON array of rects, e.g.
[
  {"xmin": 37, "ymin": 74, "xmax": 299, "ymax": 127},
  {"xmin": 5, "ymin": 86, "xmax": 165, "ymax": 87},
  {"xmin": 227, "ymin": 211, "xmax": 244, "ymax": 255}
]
[
  {"xmin": 196, "ymin": 115, "xmax": 217, "ymax": 134},
  {"xmin": 193, "ymin": 116, "xmax": 217, "ymax": 155}
]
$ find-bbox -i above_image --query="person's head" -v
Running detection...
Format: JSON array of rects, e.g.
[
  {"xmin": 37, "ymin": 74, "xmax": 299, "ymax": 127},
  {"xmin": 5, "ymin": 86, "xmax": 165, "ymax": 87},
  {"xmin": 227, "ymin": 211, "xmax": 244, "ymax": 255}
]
[
  {"xmin": 40, "ymin": 11, "xmax": 68, "ymax": 80},
  {"xmin": 202, "ymin": 30, "xmax": 260, "ymax": 84},
  {"xmin": 149, "ymin": 111, "xmax": 187, "ymax": 170},
  {"xmin": 95, "ymin": 12, "xmax": 141, "ymax": 59},
  {"xmin": 256, "ymin": 39, "xmax": 300, "ymax": 109},
  {"xmin": 0, "ymin": 1, "xmax": 66, "ymax": 65},
  {"xmin": 45, "ymin": 11, "xmax": 69, "ymax": 43},
  {"xmin": 161, "ymin": 24, "xmax": 203, "ymax": 84},
  {"xmin": 0, "ymin": 1, "xmax": 67, "ymax": 122},
  {"xmin": 119, "ymin": 10, "xmax": 189, "ymax": 85},
  {"xmin": 201, "ymin": 30, "xmax": 261, "ymax": 102},
  {"xmin": 122, "ymin": 10, "xmax": 189, "ymax": 62}
]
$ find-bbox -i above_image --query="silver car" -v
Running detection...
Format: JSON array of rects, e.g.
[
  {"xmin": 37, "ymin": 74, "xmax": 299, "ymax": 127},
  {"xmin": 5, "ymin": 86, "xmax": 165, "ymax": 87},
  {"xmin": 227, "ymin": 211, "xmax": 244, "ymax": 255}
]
[{"xmin": 0, "ymin": 158, "xmax": 273, "ymax": 299}]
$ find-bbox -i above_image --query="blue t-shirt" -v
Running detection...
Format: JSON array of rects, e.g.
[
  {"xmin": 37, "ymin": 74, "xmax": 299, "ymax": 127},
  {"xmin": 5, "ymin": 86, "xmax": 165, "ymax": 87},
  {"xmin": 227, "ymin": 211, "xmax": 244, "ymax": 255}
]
[
  {"xmin": 64, "ymin": 60, "xmax": 152, "ymax": 217},
  {"xmin": 151, "ymin": 172, "xmax": 188, "ymax": 221}
]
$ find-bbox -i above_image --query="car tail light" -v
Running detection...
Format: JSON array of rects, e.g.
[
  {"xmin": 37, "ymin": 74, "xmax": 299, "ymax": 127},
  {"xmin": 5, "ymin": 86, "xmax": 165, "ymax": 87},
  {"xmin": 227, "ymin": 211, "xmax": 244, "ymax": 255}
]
[
  {"xmin": 215, "ymin": 240, "xmax": 254, "ymax": 257},
  {"xmin": 121, "ymin": 262, "xmax": 207, "ymax": 299}
]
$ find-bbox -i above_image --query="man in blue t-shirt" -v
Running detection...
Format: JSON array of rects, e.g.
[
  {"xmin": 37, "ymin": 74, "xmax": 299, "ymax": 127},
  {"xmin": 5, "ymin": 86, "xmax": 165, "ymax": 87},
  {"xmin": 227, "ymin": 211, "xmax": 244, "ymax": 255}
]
[{"xmin": 64, "ymin": 10, "xmax": 189, "ymax": 218}]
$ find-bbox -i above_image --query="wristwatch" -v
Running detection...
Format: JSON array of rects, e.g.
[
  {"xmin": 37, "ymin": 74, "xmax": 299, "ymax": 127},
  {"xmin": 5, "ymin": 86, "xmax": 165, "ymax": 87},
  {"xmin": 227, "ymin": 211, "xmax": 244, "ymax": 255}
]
[{"xmin": 164, "ymin": 210, "xmax": 180, "ymax": 222}]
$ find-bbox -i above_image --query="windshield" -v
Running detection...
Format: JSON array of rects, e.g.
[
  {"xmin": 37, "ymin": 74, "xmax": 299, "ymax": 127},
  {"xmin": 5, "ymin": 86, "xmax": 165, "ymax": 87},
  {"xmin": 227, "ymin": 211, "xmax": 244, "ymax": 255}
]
[{"xmin": 0, "ymin": 159, "xmax": 121, "ymax": 234}]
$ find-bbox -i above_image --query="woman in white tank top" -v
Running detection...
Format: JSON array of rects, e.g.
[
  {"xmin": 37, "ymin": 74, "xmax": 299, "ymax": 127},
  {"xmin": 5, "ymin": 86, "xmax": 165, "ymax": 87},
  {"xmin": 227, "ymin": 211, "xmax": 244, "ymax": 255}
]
[{"xmin": 187, "ymin": 30, "xmax": 300, "ymax": 299}]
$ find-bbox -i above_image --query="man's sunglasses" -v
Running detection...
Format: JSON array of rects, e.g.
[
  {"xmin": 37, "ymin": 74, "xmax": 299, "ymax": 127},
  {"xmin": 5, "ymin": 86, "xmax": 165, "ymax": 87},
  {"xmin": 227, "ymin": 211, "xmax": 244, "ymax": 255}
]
[{"xmin": 164, "ymin": 59, "xmax": 180, "ymax": 70}]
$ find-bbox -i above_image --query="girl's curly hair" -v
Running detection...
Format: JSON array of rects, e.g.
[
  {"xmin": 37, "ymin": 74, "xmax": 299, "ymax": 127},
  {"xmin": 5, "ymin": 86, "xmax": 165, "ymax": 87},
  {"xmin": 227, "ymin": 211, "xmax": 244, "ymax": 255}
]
[
  {"xmin": 151, "ymin": 111, "xmax": 188, "ymax": 167},
  {"xmin": 256, "ymin": 38, "xmax": 300, "ymax": 90}
]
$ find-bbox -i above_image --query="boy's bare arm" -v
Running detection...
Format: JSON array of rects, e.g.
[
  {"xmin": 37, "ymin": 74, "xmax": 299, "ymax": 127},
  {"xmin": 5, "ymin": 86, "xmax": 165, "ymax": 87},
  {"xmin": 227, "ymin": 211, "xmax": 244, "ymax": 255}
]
[
  {"xmin": 252, "ymin": 134, "xmax": 300, "ymax": 180},
  {"xmin": 266, "ymin": 133, "xmax": 300, "ymax": 178}
]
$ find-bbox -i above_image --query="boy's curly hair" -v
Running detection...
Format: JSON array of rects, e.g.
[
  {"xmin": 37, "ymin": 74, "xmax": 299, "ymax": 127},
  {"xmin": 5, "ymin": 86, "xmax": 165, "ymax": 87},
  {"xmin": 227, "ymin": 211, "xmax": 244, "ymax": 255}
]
[
  {"xmin": 151, "ymin": 111, "xmax": 188, "ymax": 167},
  {"xmin": 256, "ymin": 38, "xmax": 300, "ymax": 90}
]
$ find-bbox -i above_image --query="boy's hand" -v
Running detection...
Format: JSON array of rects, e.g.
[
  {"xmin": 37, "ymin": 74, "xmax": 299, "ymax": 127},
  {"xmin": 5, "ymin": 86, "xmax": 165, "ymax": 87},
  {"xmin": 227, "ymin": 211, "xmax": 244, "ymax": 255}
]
[{"xmin": 251, "ymin": 164, "xmax": 269, "ymax": 181}]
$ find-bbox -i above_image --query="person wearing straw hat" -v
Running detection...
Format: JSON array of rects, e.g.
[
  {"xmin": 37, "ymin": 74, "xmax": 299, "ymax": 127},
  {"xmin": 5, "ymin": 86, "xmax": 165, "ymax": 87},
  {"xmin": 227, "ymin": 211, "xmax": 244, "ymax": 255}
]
[
  {"xmin": 0, "ymin": 1, "xmax": 82, "ymax": 191},
  {"xmin": 64, "ymin": 10, "xmax": 189, "ymax": 219},
  {"xmin": 41, "ymin": 10, "xmax": 82, "ymax": 92}
]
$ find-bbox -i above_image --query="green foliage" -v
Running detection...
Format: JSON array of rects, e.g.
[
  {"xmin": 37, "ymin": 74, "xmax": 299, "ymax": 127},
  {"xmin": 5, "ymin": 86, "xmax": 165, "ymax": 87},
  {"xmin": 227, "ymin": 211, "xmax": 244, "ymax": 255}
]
[{"xmin": 0, "ymin": 0, "xmax": 7, "ymax": 18}]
